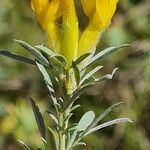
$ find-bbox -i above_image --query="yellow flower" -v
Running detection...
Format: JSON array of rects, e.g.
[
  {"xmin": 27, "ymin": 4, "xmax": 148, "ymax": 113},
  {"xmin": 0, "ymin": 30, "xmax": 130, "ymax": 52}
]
[
  {"xmin": 78, "ymin": 0, "xmax": 119, "ymax": 57},
  {"xmin": 31, "ymin": 0, "xmax": 61, "ymax": 53},
  {"xmin": 30, "ymin": 0, "xmax": 118, "ymax": 65}
]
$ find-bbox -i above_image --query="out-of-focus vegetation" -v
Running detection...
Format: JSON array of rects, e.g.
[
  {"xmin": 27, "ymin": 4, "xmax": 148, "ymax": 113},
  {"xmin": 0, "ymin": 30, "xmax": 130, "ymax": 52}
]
[{"xmin": 0, "ymin": 0, "xmax": 150, "ymax": 150}]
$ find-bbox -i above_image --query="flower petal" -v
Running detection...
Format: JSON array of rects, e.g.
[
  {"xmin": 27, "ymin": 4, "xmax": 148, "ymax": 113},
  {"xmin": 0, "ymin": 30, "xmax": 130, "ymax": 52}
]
[
  {"xmin": 78, "ymin": 0, "xmax": 118, "ymax": 57},
  {"xmin": 62, "ymin": 0, "xmax": 78, "ymax": 65}
]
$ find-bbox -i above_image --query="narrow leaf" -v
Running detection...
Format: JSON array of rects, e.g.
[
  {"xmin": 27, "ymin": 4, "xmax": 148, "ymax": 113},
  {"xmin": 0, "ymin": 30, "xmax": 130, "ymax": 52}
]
[
  {"xmin": 80, "ymin": 66, "xmax": 103, "ymax": 85},
  {"xmin": 90, "ymin": 102, "xmax": 124, "ymax": 129},
  {"xmin": 0, "ymin": 50, "xmax": 36, "ymax": 65},
  {"xmin": 63, "ymin": 83, "xmax": 94, "ymax": 111},
  {"xmin": 86, "ymin": 118, "xmax": 132, "ymax": 135},
  {"xmin": 78, "ymin": 111, "xmax": 95, "ymax": 132},
  {"xmin": 49, "ymin": 113, "xmax": 58, "ymax": 124},
  {"xmin": 17, "ymin": 140, "xmax": 30, "ymax": 150},
  {"xmin": 72, "ymin": 62, "xmax": 80, "ymax": 85},
  {"xmin": 35, "ymin": 45, "xmax": 55, "ymax": 56},
  {"xmin": 74, "ymin": 53, "xmax": 91, "ymax": 65},
  {"xmin": 96, "ymin": 68, "xmax": 119, "ymax": 82},
  {"xmin": 53, "ymin": 55, "xmax": 67, "ymax": 67},
  {"xmin": 36, "ymin": 62, "xmax": 54, "ymax": 93},
  {"xmin": 29, "ymin": 98, "xmax": 46, "ymax": 139},
  {"xmin": 86, "ymin": 44, "xmax": 129, "ymax": 67},
  {"xmin": 72, "ymin": 142, "xmax": 86, "ymax": 148},
  {"xmin": 48, "ymin": 127, "xmax": 59, "ymax": 150},
  {"xmin": 70, "ymin": 105, "xmax": 81, "ymax": 112},
  {"xmin": 14, "ymin": 39, "xmax": 49, "ymax": 66}
]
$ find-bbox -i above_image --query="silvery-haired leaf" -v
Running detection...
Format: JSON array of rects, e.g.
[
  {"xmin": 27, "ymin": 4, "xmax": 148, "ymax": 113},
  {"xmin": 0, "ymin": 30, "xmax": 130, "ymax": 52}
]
[
  {"xmin": 78, "ymin": 111, "xmax": 95, "ymax": 132},
  {"xmin": 72, "ymin": 62, "xmax": 80, "ymax": 85},
  {"xmin": 29, "ymin": 98, "xmax": 46, "ymax": 139},
  {"xmin": 95, "ymin": 68, "xmax": 119, "ymax": 82},
  {"xmin": 86, "ymin": 118, "xmax": 132, "ymax": 135},
  {"xmin": 35, "ymin": 45, "xmax": 55, "ymax": 57},
  {"xmin": 14, "ymin": 39, "xmax": 49, "ymax": 66},
  {"xmin": 64, "ymin": 113, "xmax": 73, "ymax": 123},
  {"xmin": 46, "ymin": 111, "xmax": 58, "ymax": 124},
  {"xmin": 35, "ymin": 45, "xmax": 67, "ymax": 70},
  {"xmin": 74, "ymin": 53, "xmax": 91, "ymax": 65},
  {"xmin": 73, "ymin": 83, "xmax": 94, "ymax": 99},
  {"xmin": 89, "ymin": 102, "xmax": 124, "ymax": 129},
  {"xmin": 36, "ymin": 62, "xmax": 60, "ymax": 95},
  {"xmin": 64, "ymin": 83, "xmax": 94, "ymax": 111},
  {"xmin": 81, "ymin": 76, "xmax": 96, "ymax": 86},
  {"xmin": 40, "ymin": 138, "xmax": 47, "ymax": 144},
  {"xmin": 49, "ymin": 113, "xmax": 58, "ymax": 124},
  {"xmin": 66, "ymin": 123, "xmax": 78, "ymax": 132},
  {"xmin": 85, "ymin": 44, "xmax": 129, "ymax": 68},
  {"xmin": 48, "ymin": 127, "xmax": 59, "ymax": 150},
  {"xmin": 80, "ymin": 66, "xmax": 103, "ymax": 85},
  {"xmin": 0, "ymin": 50, "xmax": 36, "ymax": 66},
  {"xmin": 66, "ymin": 129, "xmax": 78, "ymax": 150},
  {"xmin": 51, "ymin": 96, "xmax": 61, "ymax": 110},
  {"xmin": 53, "ymin": 55, "xmax": 67, "ymax": 67},
  {"xmin": 36, "ymin": 62, "xmax": 54, "ymax": 93},
  {"xmin": 17, "ymin": 140, "xmax": 30, "ymax": 150},
  {"xmin": 72, "ymin": 142, "xmax": 86, "ymax": 148},
  {"xmin": 70, "ymin": 105, "xmax": 81, "ymax": 112}
]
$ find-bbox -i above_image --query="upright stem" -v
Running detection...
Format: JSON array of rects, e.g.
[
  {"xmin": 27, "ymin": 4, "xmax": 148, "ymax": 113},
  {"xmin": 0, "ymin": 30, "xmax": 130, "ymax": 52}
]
[
  {"xmin": 59, "ymin": 108, "xmax": 70, "ymax": 150},
  {"xmin": 58, "ymin": 69, "xmax": 73, "ymax": 150}
]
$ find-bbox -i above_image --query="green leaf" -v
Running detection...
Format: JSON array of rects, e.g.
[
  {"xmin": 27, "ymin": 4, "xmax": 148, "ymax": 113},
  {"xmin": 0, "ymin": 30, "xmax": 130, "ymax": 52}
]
[
  {"xmin": 89, "ymin": 102, "xmax": 124, "ymax": 129},
  {"xmin": 35, "ymin": 45, "xmax": 55, "ymax": 57},
  {"xmin": 66, "ymin": 123, "xmax": 78, "ymax": 132},
  {"xmin": 0, "ymin": 50, "xmax": 36, "ymax": 65},
  {"xmin": 72, "ymin": 62, "xmax": 80, "ymax": 85},
  {"xmin": 80, "ymin": 66, "xmax": 103, "ymax": 85},
  {"xmin": 72, "ymin": 142, "xmax": 86, "ymax": 148},
  {"xmin": 96, "ymin": 68, "xmax": 119, "ymax": 82},
  {"xmin": 29, "ymin": 98, "xmax": 46, "ymax": 139},
  {"xmin": 81, "ymin": 76, "xmax": 96, "ymax": 86},
  {"xmin": 86, "ymin": 118, "xmax": 132, "ymax": 135},
  {"xmin": 53, "ymin": 55, "xmax": 67, "ymax": 67},
  {"xmin": 78, "ymin": 111, "xmax": 95, "ymax": 132},
  {"xmin": 14, "ymin": 39, "xmax": 49, "ymax": 66},
  {"xmin": 85, "ymin": 44, "xmax": 129, "ymax": 67},
  {"xmin": 63, "ymin": 83, "xmax": 94, "ymax": 112},
  {"xmin": 36, "ymin": 62, "xmax": 54, "ymax": 93},
  {"xmin": 64, "ymin": 113, "xmax": 73, "ymax": 123},
  {"xmin": 66, "ymin": 129, "xmax": 78, "ymax": 150},
  {"xmin": 49, "ymin": 113, "xmax": 58, "ymax": 124},
  {"xmin": 17, "ymin": 140, "xmax": 30, "ymax": 150},
  {"xmin": 70, "ymin": 105, "xmax": 81, "ymax": 112},
  {"xmin": 74, "ymin": 53, "xmax": 91, "ymax": 65},
  {"xmin": 48, "ymin": 127, "xmax": 59, "ymax": 150}
]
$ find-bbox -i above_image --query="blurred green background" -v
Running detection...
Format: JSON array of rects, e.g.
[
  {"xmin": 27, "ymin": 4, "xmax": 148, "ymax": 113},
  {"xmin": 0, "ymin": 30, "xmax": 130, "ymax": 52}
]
[{"xmin": 0, "ymin": 0, "xmax": 150, "ymax": 150}]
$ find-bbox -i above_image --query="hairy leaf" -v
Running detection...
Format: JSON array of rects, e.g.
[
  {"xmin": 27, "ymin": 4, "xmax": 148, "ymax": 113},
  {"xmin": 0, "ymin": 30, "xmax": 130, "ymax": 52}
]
[
  {"xmin": 86, "ymin": 44, "xmax": 129, "ymax": 67},
  {"xmin": 96, "ymin": 68, "xmax": 119, "ymax": 82},
  {"xmin": 78, "ymin": 111, "xmax": 95, "ymax": 132},
  {"xmin": 72, "ymin": 62, "xmax": 80, "ymax": 85},
  {"xmin": 0, "ymin": 50, "xmax": 36, "ymax": 65},
  {"xmin": 89, "ymin": 102, "xmax": 124, "ymax": 129},
  {"xmin": 14, "ymin": 39, "xmax": 49, "ymax": 66},
  {"xmin": 86, "ymin": 118, "xmax": 132, "ymax": 135},
  {"xmin": 80, "ymin": 66, "xmax": 103, "ymax": 85},
  {"xmin": 29, "ymin": 98, "xmax": 46, "ymax": 139},
  {"xmin": 36, "ymin": 62, "xmax": 54, "ymax": 93},
  {"xmin": 74, "ymin": 53, "xmax": 91, "ymax": 65},
  {"xmin": 18, "ymin": 140, "xmax": 30, "ymax": 150}
]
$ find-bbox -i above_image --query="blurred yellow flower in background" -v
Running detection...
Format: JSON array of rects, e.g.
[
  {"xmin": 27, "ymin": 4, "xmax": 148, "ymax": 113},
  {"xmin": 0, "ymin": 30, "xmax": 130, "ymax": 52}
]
[{"xmin": 30, "ymin": 0, "xmax": 118, "ymax": 65}]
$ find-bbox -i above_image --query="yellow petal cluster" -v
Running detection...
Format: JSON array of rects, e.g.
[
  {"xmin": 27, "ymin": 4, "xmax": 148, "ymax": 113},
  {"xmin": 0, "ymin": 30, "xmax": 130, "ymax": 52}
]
[{"xmin": 30, "ymin": 0, "xmax": 118, "ymax": 65}]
